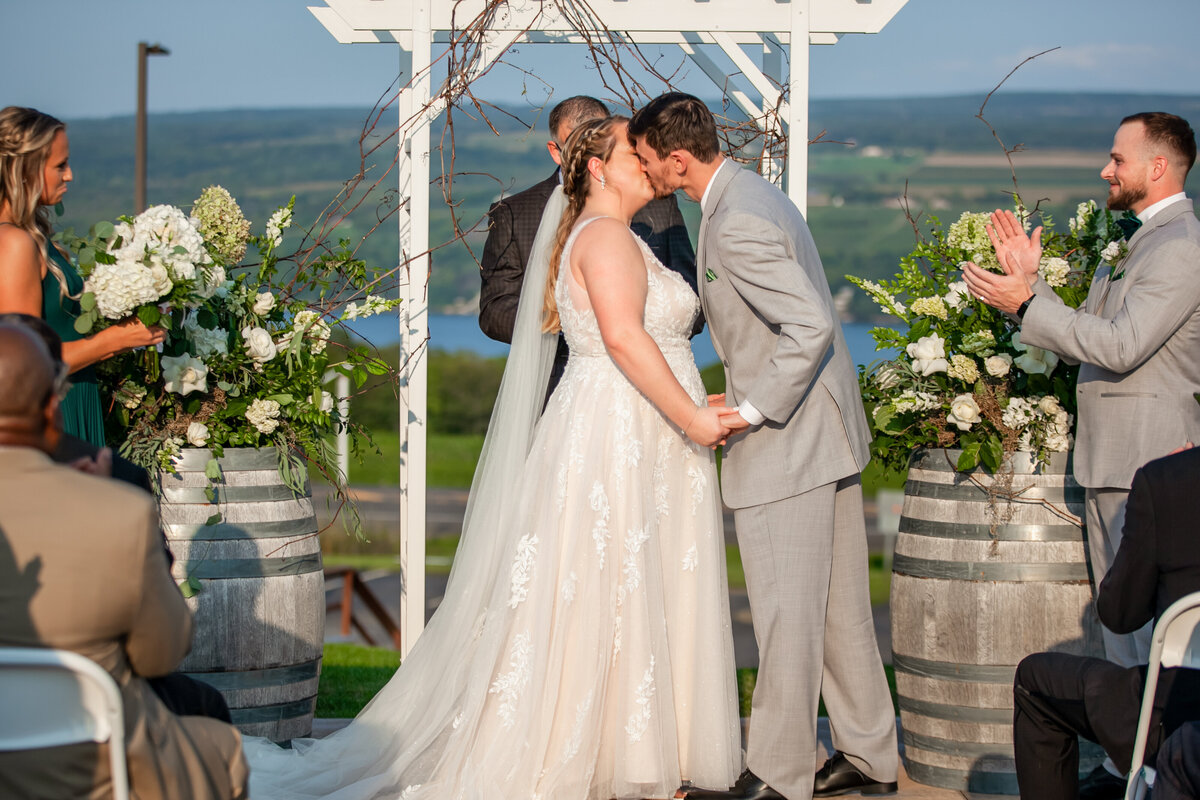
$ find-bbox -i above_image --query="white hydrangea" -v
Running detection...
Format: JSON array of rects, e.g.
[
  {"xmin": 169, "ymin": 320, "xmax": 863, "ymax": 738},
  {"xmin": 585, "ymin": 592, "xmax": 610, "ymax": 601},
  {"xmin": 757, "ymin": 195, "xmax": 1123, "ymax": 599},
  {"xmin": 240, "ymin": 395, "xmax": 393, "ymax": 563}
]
[
  {"xmin": 894, "ymin": 390, "xmax": 941, "ymax": 413},
  {"xmin": 114, "ymin": 205, "xmax": 212, "ymax": 284},
  {"xmin": 1039, "ymin": 256, "xmax": 1071, "ymax": 288},
  {"xmin": 1002, "ymin": 397, "xmax": 1037, "ymax": 430},
  {"xmin": 85, "ymin": 258, "xmax": 160, "ymax": 319},
  {"xmin": 184, "ymin": 317, "xmax": 228, "ymax": 360},
  {"xmin": 246, "ymin": 398, "xmax": 282, "ymax": 435}
]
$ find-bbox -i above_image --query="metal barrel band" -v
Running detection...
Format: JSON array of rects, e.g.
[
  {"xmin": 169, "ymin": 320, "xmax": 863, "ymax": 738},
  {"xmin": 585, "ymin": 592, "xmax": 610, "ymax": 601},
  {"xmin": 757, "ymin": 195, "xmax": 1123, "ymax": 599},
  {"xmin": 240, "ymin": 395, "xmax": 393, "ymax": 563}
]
[
  {"xmin": 898, "ymin": 515, "xmax": 1081, "ymax": 542},
  {"xmin": 159, "ymin": 483, "xmax": 311, "ymax": 505},
  {"xmin": 908, "ymin": 448, "xmax": 1076, "ymax": 477},
  {"xmin": 172, "ymin": 447, "xmax": 287, "ymax": 472},
  {"xmin": 897, "ymin": 694, "xmax": 1012, "ymax": 724},
  {"xmin": 228, "ymin": 696, "xmax": 317, "ymax": 725},
  {"xmin": 183, "ymin": 554, "xmax": 323, "ymax": 579},
  {"xmin": 902, "ymin": 761, "xmax": 1018, "ymax": 795},
  {"xmin": 903, "ymin": 478, "xmax": 1083, "ymax": 506},
  {"xmin": 892, "ymin": 553, "xmax": 1091, "ymax": 582},
  {"xmin": 181, "ymin": 658, "xmax": 321, "ymax": 692},
  {"xmin": 163, "ymin": 517, "xmax": 320, "ymax": 541},
  {"xmin": 892, "ymin": 653, "xmax": 1016, "ymax": 684}
]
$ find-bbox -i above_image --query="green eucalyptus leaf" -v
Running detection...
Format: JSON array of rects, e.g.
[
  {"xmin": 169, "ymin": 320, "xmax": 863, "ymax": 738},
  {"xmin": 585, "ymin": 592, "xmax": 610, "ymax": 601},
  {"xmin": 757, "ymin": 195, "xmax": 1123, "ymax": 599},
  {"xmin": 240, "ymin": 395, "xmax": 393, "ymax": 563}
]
[
  {"xmin": 79, "ymin": 292, "xmax": 96, "ymax": 312},
  {"xmin": 204, "ymin": 512, "xmax": 222, "ymax": 526},
  {"xmin": 94, "ymin": 220, "xmax": 114, "ymax": 239},
  {"xmin": 73, "ymin": 315, "xmax": 92, "ymax": 335},
  {"xmin": 204, "ymin": 486, "xmax": 216, "ymax": 503},
  {"xmin": 204, "ymin": 458, "xmax": 222, "ymax": 482}
]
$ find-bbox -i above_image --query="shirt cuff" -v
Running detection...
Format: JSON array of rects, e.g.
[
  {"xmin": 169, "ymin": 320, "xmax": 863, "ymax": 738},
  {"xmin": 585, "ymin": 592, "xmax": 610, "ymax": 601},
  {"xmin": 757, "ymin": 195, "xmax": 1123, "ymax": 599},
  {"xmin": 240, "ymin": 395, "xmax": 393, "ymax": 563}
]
[{"xmin": 736, "ymin": 400, "xmax": 765, "ymax": 427}]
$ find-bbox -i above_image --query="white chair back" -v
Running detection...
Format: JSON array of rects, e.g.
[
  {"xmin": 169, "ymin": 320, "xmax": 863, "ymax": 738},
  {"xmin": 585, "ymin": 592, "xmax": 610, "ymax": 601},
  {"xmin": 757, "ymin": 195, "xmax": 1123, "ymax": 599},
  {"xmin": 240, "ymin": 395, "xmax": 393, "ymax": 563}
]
[
  {"xmin": 0, "ymin": 647, "xmax": 129, "ymax": 800},
  {"xmin": 1125, "ymin": 591, "xmax": 1200, "ymax": 800}
]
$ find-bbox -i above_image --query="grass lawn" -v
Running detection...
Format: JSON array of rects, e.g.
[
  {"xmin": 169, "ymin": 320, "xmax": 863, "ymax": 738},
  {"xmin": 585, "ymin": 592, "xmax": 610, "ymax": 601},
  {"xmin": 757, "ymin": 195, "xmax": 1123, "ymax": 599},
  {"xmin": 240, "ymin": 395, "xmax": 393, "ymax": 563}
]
[{"xmin": 319, "ymin": 644, "xmax": 898, "ymax": 720}]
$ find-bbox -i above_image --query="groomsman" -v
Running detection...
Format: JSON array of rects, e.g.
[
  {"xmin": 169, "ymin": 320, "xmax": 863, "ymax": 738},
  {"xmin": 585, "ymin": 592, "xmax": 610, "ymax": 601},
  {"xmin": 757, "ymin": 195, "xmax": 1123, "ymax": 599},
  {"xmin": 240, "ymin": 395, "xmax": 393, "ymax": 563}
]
[
  {"xmin": 631, "ymin": 93, "xmax": 898, "ymax": 800},
  {"xmin": 964, "ymin": 112, "xmax": 1200, "ymax": 668},
  {"xmin": 478, "ymin": 95, "xmax": 696, "ymax": 391}
]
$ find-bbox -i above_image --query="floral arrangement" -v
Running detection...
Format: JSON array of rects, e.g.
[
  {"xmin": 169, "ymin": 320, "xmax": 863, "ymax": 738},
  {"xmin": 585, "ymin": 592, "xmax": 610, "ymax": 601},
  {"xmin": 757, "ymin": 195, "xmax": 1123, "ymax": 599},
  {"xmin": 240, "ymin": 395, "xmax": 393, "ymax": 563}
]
[
  {"xmin": 849, "ymin": 199, "xmax": 1124, "ymax": 474},
  {"xmin": 67, "ymin": 186, "xmax": 400, "ymax": 514}
]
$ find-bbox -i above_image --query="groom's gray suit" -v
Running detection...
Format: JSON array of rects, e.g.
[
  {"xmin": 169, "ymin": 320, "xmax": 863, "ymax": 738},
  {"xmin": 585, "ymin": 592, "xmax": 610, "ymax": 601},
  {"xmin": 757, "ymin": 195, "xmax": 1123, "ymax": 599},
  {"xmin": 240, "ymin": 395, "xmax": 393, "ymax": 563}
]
[
  {"xmin": 1020, "ymin": 196, "xmax": 1200, "ymax": 665},
  {"xmin": 698, "ymin": 161, "xmax": 898, "ymax": 800}
]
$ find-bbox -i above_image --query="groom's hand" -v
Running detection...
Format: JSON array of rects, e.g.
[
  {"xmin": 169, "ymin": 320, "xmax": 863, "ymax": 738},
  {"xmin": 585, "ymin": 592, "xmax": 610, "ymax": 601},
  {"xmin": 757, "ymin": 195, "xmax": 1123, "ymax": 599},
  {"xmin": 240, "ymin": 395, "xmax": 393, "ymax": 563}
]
[
  {"xmin": 707, "ymin": 392, "xmax": 726, "ymax": 407},
  {"xmin": 717, "ymin": 407, "xmax": 751, "ymax": 434}
]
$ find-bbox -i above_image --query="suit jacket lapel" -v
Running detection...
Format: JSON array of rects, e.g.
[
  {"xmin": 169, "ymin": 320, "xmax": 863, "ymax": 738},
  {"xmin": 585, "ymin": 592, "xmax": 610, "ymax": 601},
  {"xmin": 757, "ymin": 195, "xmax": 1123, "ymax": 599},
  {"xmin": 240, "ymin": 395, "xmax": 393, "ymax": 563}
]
[{"xmin": 1098, "ymin": 199, "xmax": 1194, "ymax": 314}]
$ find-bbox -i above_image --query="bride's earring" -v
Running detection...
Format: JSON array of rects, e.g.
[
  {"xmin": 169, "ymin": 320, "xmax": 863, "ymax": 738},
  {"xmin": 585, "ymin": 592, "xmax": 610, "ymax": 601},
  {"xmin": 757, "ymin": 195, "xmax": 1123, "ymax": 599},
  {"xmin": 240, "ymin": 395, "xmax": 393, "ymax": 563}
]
[{"xmin": 600, "ymin": 173, "xmax": 606, "ymax": 190}]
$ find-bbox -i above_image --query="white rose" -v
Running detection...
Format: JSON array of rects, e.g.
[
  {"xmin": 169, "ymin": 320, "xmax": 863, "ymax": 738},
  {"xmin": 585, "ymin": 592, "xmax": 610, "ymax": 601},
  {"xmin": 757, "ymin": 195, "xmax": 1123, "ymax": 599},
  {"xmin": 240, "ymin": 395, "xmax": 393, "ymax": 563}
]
[
  {"xmin": 241, "ymin": 325, "xmax": 278, "ymax": 365},
  {"xmin": 906, "ymin": 333, "xmax": 949, "ymax": 377},
  {"xmin": 1102, "ymin": 241, "xmax": 1122, "ymax": 262},
  {"xmin": 947, "ymin": 393, "xmax": 982, "ymax": 431},
  {"xmin": 317, "ymin": 391, "xmax": 335, "ymax": 414},
  {"xmin": 252, "ymin": 292, "xmax": 276, "ymax": 316},
  {"xmin": 149, "ymin": 263, "xmax": 173, "ymax": 296},
  {"xmin": 186, "ymin": 421, "xmax": 210, "ymax": 447},
  {"xmin": 984, "ymin": 353, "xmax": 1013, "ymax": 378},
  {"xmin": 161, "ymin": 353, "xmax": 208, "ymax": 396},
  {"xmin": 1038, "ymin": 396, "xmax": 1062, "ymax": 416}
]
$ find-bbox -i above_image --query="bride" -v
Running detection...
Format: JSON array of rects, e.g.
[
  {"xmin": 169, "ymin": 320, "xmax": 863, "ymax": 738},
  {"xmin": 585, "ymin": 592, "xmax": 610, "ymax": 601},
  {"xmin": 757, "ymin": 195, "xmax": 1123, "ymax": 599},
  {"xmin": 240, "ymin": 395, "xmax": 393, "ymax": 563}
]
[{"xmin": 244, "ymin": 115, "xmax": 742, "ymax": 799}]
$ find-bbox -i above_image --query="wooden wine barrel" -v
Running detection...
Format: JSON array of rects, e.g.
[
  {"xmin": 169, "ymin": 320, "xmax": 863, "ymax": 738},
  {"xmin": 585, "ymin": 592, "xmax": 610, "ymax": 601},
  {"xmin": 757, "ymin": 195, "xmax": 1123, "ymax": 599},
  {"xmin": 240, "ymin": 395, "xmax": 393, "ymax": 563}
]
[
  {"xmin": 890, "ymin": 448, "xmax": 1105, "ymax": 794},
  {"xmin": 158, "ymin": 447, "xmax": 323, "ymax": 742}
]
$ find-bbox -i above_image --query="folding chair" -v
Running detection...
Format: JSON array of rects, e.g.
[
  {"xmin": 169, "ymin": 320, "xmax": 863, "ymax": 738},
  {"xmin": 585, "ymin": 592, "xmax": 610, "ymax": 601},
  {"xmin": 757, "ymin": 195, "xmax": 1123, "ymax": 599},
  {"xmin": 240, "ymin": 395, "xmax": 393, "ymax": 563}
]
[
  {"xmin": 1125, "ymin": 591, "xmax": 1200, "ymax": 800},
  {"xmin": 0, "ymin": 647, "xmax": 129, "ymax": 800}
]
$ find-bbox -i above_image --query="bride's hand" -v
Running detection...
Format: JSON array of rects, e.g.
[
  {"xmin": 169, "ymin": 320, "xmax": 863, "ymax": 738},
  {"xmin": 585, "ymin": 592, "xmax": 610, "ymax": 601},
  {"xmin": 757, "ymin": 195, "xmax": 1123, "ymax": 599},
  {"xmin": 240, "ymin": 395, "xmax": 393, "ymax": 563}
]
[{"xmin": 684, "ymin": 406, "xmax": 731, "ymax": 449}]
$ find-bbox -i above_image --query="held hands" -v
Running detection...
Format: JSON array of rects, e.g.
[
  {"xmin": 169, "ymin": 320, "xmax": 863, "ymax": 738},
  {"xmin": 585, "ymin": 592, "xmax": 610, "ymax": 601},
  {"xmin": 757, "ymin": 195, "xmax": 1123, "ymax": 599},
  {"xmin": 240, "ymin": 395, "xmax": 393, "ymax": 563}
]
[
  {"xmin": 684, "ymin": 406, "xmax": 734, "ymax": 449},
  {"xmin": 961, "ymin": 209, "xmax": 1040, "ymax": 314}
]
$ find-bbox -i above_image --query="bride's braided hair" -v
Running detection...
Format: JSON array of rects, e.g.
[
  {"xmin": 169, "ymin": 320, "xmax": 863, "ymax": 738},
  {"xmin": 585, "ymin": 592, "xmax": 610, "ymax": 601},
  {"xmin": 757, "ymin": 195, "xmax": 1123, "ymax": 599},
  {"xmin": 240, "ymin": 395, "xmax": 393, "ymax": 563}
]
[
  {"xmin": 542, "ymin": 115, "xmax": 627, "ymax": 334},
  {"xmin": 0, "ymin": 107, "xmax": 71, "ymax": 299}
]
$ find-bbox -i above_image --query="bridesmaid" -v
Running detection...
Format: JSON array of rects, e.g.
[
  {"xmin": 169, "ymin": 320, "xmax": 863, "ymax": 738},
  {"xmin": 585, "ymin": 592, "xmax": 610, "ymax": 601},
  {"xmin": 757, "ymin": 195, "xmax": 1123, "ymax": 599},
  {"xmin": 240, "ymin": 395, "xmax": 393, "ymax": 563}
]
[{"xmin": 0, "ymin": 106, "xmax": 165, "ymax": 450}]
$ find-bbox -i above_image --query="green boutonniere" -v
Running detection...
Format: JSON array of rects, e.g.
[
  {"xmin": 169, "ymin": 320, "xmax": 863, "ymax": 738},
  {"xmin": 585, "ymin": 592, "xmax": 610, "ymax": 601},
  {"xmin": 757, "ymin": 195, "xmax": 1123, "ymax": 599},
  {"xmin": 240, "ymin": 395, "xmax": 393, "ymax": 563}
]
[{"xmin": 705, "ymin": 268, "xmax": 718, "ymax": 283}]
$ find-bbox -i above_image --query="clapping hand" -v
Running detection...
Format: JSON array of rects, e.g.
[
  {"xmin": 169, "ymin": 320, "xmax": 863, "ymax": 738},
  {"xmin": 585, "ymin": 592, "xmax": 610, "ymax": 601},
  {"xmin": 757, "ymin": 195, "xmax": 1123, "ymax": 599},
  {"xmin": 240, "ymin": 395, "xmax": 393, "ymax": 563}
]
[{"xmin": 961, "ymin": 209, "xmax": 1040, "ymax": 314}]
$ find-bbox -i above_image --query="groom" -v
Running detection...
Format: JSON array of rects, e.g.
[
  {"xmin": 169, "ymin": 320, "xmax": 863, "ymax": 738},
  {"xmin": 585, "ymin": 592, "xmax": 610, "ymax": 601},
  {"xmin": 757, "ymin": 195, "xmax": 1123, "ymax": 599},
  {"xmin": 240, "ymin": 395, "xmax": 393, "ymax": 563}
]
[{"xmin": 629, "ymin": 93, "xmax": 898, "ymax": 800}]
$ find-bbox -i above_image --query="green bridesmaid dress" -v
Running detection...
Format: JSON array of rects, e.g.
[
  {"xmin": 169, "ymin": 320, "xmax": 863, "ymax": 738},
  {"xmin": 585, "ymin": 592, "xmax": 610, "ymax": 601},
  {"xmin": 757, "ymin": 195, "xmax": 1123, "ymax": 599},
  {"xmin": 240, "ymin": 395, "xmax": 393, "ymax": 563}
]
[{"xmin": 43, "ymin": 246, "xmax": 107, "ymax": 448}]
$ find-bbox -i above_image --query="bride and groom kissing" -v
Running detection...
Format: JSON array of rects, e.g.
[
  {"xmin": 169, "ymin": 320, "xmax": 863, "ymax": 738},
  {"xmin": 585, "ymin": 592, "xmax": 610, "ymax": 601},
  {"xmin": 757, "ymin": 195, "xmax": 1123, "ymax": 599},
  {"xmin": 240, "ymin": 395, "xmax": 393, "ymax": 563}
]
[{"xmin": 243, "ymin": 93, "xmax": 898, "ymax": 800}]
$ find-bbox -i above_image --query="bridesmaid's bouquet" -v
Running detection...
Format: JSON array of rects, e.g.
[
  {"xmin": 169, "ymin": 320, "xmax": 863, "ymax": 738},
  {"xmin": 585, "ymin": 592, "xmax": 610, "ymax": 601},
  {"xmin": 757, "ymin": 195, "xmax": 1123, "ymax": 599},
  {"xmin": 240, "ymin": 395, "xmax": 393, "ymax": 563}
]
[
  {"xmin": 66, "ymin": 186, "xmax": 400, "ymax": 508},
  {"xmin": 848, "ymin": 200, "xmax": 1119, "ymax": 474}
]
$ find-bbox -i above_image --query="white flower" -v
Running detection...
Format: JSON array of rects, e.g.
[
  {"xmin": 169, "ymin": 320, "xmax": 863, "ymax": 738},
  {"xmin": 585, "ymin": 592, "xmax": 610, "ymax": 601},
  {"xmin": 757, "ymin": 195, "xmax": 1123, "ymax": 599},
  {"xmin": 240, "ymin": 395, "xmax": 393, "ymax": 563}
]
[
  {"xmin": 1102, "ymin": 240, "xmax": 1124, "ymax": 263},
  {"xmin": 1012, "ymin": 331, "xmax": 1060, "ymax": 376},
  {"xmin": 1038, "ymin": 396, "xmax": 1062, "ymax": 416},
  {"xmin": 184, "ymin": 318, "xmax": 228, "ymax": 360},
  {"xmin": 947, "ymin": 393, "xmax": 982, "ymax": 431},
  {"xmin": 1039, "ymin": 256, "xmax": 1070, "ymax": 288},
  {"xmin": 85, "ymin": 259, "xmax": 160, "ymax": 320},
  {"xmin": 186, "ymin": 422, "xmax": 210, "ymax": 447},
  {"xmin": 265, "ymin": 207, "xmax": 293, "ymax": 248},
  {"xmin": 948, "ymin": 354, "xmax": 980, "ymax": 384},
  {"xmin": 1003, "ymin": 397, "xmax": 1037, "ymax": 430},
  {"xmin": 292, "ymin": 310, "xmax": 331, "ymax": 355},
  {"xmin": 241, "ymin": 325, "xmax": 278, "ymax": 365},
  {"xmin": 944, "ymin": 280, "xmax": 970, "ymax": 312},
  {"xmin": 245, "ymin": 398, "xmax": 282, "ymax": 435},
  {"xmin": 161, "ymin": 353, "xmax": 208, "ymax": 396},
  {"xmin": 317, "ymin": 390, "xmax": 335, "ymax": 414},
  {"xmin": 873, "ymin": 363, "xmax": 902, "ymax": 391},
  {"xmin": 984, "ymin": 353, "xmax": 1013, "ymax": 378},
  {"xmin": 906, "ymin": 333, "xmax": 949, "ymax": 377},
  {"xmin": 148, "ymin": 264, "xmax": 173, "ymax": 296},
  {"xmin": 252, "ymin": 292, "xmax": 276, "ymax": 316},
  {"xmin": 117, "ymin": 381, "xmax": 146, "ymax": 409},
  {"xmin": 894, "ymin": 390, "xmax": 941, "ymax": 413}
]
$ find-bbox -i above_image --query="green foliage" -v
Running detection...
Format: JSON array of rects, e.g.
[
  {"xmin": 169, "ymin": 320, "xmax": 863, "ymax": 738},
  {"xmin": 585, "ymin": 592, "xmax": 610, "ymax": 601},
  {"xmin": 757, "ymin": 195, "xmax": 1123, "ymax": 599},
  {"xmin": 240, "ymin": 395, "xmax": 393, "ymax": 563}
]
[{"xmin": 850, "ymin": 199, "xmax": 1115, "ymax": 473}]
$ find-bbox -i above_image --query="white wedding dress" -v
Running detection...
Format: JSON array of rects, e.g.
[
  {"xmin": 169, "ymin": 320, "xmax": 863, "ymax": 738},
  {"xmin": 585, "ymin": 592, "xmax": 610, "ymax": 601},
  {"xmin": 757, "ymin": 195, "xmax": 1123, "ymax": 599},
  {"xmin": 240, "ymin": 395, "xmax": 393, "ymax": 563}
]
[{"xmin": 244, "ymin": 211, "xmax": 741, "ymax": 799}]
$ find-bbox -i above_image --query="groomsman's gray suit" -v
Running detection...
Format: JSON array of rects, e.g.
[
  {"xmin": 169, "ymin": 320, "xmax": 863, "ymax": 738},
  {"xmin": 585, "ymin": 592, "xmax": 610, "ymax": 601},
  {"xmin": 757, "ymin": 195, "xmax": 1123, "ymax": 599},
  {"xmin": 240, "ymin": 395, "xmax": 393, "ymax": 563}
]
[
  {"xmin": 698, "ymin": 162, "xmax": 898, "ymax": 800},
  {"xmin": 1021, "ymin": 197, "xmax": 1200, "ymax": 664}
]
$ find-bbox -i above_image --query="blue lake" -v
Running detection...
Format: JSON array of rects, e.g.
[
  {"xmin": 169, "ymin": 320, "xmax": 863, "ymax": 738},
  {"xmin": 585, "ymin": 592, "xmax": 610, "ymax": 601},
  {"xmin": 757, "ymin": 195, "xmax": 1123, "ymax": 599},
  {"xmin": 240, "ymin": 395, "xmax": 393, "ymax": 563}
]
[{"xmin": 349, "ymin": 314, "xmax": 897, "ymax": 371}]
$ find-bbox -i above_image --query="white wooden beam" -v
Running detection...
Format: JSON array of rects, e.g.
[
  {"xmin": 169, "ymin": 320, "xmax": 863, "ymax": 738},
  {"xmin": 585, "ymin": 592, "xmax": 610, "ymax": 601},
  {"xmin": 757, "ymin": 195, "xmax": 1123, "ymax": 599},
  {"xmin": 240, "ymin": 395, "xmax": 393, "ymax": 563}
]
[{"xmin": 786, "ymin": 0, "xmax": 810, "ymax": 214}]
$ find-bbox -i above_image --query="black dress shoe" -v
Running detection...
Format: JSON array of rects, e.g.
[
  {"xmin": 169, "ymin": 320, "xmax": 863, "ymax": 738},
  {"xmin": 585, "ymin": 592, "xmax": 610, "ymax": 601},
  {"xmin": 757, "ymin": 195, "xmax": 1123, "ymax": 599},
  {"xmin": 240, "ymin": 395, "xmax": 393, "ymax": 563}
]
[
  {"xmin": 685, "ymin": 769, "xmax": 785, "ymax": 799},
  {"xmin": 812, "ymin": 752, "xmax": 897, "ymax": 797},
  {"xmin": 1077, "ymin": 764, "xmax": 1127, "ymax": 800}
]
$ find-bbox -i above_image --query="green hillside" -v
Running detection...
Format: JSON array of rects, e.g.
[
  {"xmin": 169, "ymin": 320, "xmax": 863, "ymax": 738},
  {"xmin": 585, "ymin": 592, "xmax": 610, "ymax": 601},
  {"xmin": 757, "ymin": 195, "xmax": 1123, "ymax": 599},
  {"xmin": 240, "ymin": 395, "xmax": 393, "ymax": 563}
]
[{"xmin": 57, "ymin": 93, "xmax": 1200, "ymax": 319}]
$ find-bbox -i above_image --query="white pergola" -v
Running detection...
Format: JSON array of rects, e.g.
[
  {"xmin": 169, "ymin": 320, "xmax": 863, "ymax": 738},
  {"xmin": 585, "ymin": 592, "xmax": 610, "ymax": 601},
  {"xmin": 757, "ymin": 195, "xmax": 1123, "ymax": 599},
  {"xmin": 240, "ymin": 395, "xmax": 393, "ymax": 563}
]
[{"xmin": 311, "ymin": 0, "xmax": 909, "ymax": 654}]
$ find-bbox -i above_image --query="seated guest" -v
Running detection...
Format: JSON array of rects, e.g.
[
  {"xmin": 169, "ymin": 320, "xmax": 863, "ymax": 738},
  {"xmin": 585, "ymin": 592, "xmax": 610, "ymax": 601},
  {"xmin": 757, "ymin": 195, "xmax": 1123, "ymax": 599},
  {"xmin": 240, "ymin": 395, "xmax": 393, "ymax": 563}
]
[
  {"xmin": 1013, "ymin": 446, "xmax": 1200, "ymax": 799},
  {"xmin": 1156, "ymin": 721, "xmax": 1200, "ymax": 800},
  {"xmin": 0, "ymin": 323, "xmax": 247, "ymax": 799}
]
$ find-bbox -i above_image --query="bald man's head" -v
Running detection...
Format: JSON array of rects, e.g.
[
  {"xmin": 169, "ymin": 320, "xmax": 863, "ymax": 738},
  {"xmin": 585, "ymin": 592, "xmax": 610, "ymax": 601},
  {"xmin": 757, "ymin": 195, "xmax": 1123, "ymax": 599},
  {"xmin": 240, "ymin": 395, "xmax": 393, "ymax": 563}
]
[{"xmin": 0, "ymin": 324, "xmax": 57, "ymax": 436}]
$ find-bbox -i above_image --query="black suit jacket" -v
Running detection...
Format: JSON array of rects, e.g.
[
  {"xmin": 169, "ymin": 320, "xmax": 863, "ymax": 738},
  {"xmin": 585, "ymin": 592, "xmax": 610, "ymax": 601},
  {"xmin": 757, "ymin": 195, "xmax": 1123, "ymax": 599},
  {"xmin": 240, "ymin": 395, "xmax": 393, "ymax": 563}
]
[
  {"xmin": 478, "ymin": 170, "xmax": 699, "ymax": 345},
  {"xmin": 1097, "ymin": 447, "xmax": 1200, "ymax": 734}
]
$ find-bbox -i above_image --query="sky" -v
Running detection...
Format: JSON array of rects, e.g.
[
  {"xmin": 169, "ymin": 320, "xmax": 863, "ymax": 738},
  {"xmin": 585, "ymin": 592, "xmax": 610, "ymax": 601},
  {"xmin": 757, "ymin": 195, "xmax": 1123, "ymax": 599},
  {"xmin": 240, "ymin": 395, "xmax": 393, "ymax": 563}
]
[{"xmin": 2, "ymin": 0, "xmax": 1198, "ymax": 121}]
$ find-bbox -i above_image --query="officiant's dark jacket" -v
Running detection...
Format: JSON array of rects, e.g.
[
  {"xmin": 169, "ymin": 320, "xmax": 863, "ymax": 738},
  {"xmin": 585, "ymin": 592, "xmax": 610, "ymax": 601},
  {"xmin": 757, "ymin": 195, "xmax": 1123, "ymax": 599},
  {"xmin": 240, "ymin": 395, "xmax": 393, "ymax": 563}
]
[
  {"xmin": 478, "ymin": 170, "xmax": 699, "ymax": 349},
  {"xmin": 1013, "ymin": 447, "xmax": 1200, "ymax": 795}
]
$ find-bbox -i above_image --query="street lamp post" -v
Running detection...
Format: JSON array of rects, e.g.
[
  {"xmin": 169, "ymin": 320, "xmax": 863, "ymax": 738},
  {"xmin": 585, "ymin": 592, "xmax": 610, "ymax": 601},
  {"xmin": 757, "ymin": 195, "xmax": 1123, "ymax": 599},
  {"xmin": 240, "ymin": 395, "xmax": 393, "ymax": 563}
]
[{"xmin": 135, "ymin": 42, "xmax": 169, "ymax": 213}]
